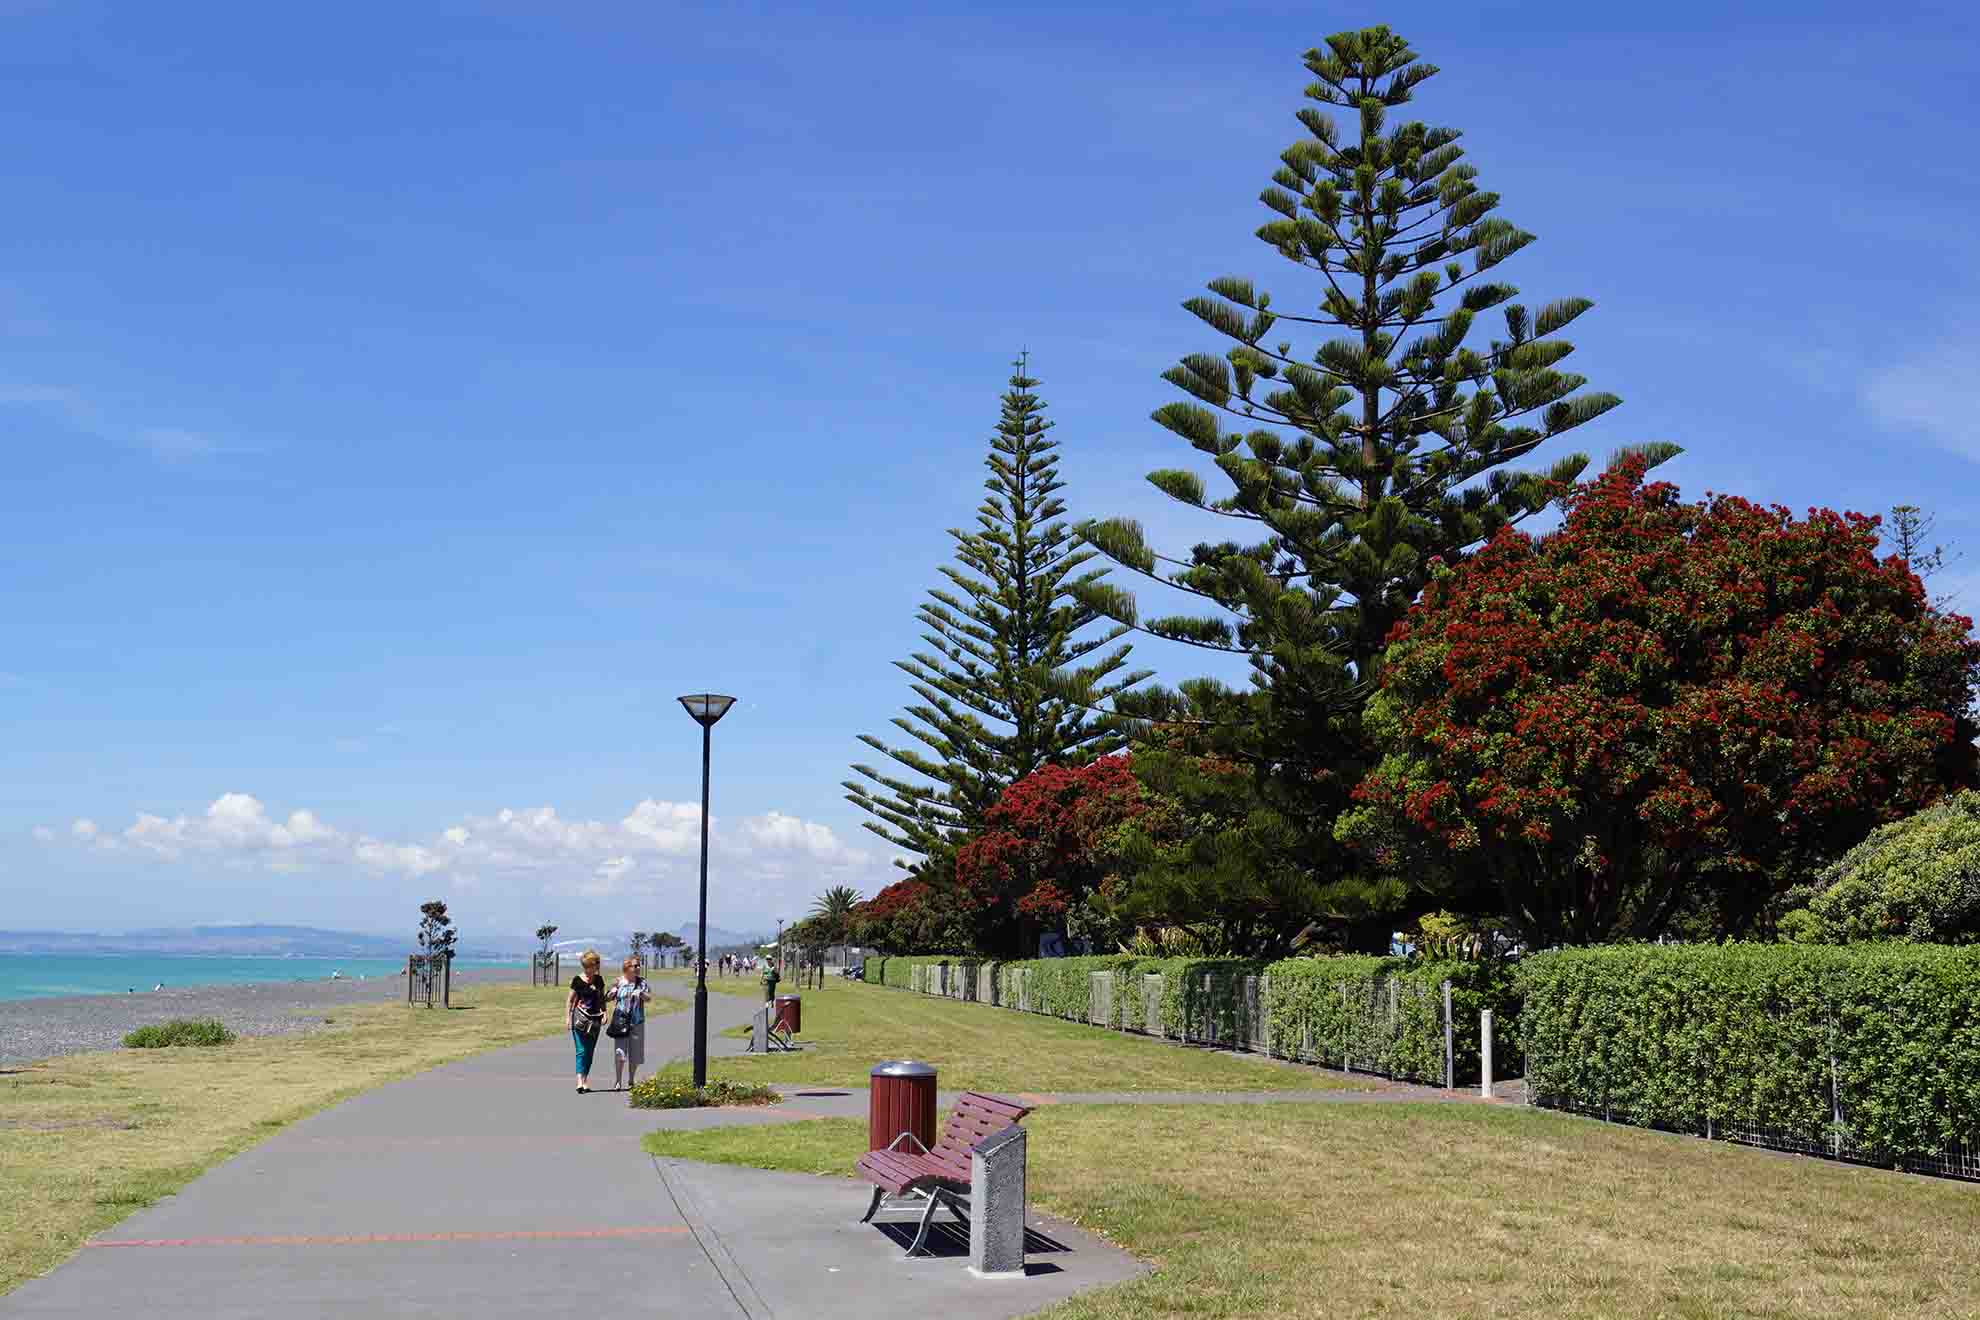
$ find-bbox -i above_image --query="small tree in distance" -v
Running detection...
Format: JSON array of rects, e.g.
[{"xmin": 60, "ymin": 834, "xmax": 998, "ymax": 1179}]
[
  {"xmin": 414, "ymin": 900, "xmax": 457, "ymax": 1008},
  {"xmin": 535, "ymin": 923, "xmax": 558, "ymax": 954}
]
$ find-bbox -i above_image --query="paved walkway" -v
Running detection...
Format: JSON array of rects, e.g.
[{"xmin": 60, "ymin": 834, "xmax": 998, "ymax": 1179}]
[{"xmin": 1, "ymin": 989, "xmax": 1146, "ymax": 1319}]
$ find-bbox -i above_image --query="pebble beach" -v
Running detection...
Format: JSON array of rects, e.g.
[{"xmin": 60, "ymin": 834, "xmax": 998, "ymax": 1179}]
[{"xmin": 0, "ymin": 963, "xmax": 534, "ymax": 1067}]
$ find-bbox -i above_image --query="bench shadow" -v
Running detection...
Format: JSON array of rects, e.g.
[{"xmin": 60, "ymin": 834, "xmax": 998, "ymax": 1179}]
[{"xmin": 871, "ymin": 1222, "xmax": 1073, "ymax": 1258}]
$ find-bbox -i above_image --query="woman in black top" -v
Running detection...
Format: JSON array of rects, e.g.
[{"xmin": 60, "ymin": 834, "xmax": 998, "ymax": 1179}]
[{"xmin": 565, "ymin": 949, "xmax": 607, "ymax": 1093}]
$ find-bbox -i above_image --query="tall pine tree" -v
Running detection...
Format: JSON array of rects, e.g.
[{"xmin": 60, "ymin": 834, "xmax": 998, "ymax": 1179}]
[
  {"xmin": 1079, "ymin": 27, "xmax": 1673, "ymax": 941},
  {"xmin": 847, "ymin": 358, "xmax": 1150, "ymax": 866}
]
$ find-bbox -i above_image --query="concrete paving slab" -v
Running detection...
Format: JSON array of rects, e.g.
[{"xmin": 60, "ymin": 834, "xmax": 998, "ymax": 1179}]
[
  {"xmin": 2, "ymin": 984, "xmax": 1150, "ymax": 1320},
  {"xmin": 654, "ymin": 1157, "xmax": 1148, "ymax": 1320}
]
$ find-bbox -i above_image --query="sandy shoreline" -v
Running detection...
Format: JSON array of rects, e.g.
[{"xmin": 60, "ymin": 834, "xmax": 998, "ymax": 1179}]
[{"xmin": 0, "ymin": 964, "xmax": 535, "ymax": 1067}]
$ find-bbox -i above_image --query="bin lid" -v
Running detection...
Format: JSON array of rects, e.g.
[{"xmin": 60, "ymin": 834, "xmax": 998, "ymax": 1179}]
[
  {"xmin": 775, "ymin": 993, "xmax": 799, "ymax": 1002},
  {"xmin": 870, "ymin": 1059, "xmax": 936, "ymax": 1078}
]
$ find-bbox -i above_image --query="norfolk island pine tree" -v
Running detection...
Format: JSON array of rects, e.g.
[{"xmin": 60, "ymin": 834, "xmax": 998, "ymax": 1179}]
[
  {"xmin": 1073, "ymin": 26, "xmax": 1676, "ymax": 942},
  {"xmin": 845, "ymin": 359, "xmax": 1152, "ymax": 876}
]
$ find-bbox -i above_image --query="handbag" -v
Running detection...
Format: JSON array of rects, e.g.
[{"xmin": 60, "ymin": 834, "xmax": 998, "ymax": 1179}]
[{"xmin": 605, "ymin": 984, "xmax": 635, "ymax": 1038}]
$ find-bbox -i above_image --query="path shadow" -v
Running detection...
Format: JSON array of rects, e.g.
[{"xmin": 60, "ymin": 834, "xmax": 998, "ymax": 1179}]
[{"xmin": 872, "ymin": 1222, "xmax": 1072, "ymax": 1258}]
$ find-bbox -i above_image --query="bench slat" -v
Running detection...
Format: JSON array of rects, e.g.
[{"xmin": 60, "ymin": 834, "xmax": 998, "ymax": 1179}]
[{"xmin": 857, "ymin": 1090, "xmax": 1033, "ymax": 1195}]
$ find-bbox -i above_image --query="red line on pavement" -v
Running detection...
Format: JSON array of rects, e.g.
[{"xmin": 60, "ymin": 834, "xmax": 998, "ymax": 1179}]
[{"xmin": 88, "ymin": 1226, "xmax": 691, "ymax": 1249}]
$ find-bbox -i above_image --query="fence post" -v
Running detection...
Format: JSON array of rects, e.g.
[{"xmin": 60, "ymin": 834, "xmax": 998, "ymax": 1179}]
[
  {"xmin": 1260, "ymin": 973, "xmax": 1271, "ymax": 1056},
  {"xmin": 1339, "ymin": 981, "xmax": 1350, "ymax": 1074},
  {"xmin": 1828, "ymin": 994, "xmax": 1843, "ymax": 1159},
  {"xmin": 1479, "ymin": 1008, "xmax": 1494, "ymax": 1099},
  {"xmin": 1442, "ymin": 979, "xmax": 1453, "ymax": 1091}
]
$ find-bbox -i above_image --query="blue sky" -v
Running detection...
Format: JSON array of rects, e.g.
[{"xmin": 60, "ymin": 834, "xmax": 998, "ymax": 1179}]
[{"xmin": 5, "ymin": 0, "xmax": 1976, "ymax": 940}]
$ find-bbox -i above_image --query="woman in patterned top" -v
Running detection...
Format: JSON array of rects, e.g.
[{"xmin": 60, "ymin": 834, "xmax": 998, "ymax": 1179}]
[{"xmin": 608, "ymin": 955, "xmax": 652, "ymax": 1091}]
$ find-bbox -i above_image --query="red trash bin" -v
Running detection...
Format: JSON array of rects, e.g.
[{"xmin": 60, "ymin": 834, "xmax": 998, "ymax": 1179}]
[
  {"xmin": 774, "ymin": 994, "xmax": 801, "ymax": 1035},
  {"xmin": 869, "ymin": 1060, "xmax": 937, "ymax": 1153}
]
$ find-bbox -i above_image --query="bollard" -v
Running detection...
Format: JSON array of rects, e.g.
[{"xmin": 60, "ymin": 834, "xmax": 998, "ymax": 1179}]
[
  {"xmin": 968, "ymin": 1122, "xmax": 1027, "ymax": 1279},
  {"xmin": 1480, "ymin": 1008, "xmax": 1494, "ymax": 1100}
]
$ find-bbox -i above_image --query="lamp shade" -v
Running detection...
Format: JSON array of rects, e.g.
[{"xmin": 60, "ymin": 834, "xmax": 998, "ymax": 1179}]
[{"xmin": 677, "ymin": 693, "xmax": 737, "ymax": 727}]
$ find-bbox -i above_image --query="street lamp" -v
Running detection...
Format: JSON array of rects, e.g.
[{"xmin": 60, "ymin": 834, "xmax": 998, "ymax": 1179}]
[
  {"xmin": 776, "ymin": 917, "xmax": 786, "ymax": 978},
  {"xmin": 677, "ymin": 692, "xmax": 736, "ymax": 1089}
]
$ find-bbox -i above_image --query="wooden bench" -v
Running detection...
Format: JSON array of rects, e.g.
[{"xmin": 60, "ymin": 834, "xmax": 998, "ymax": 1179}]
[{"xmin": 856, "ymin": 1090, "xmax": 1032, "ymax": 1256}]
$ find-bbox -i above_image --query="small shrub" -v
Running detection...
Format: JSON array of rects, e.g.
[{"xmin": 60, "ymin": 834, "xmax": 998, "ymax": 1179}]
[
  {"xmin": 627, "ymin": 1077, "xmax": 780, "ymax": 1109},
  {"xmin": 1783, "ymin": 790, "xmax": 1980, "ymax": 944},
  {"xmin": 123, "ymin": 1019, "xmax": 236, "ymax": 1049}
]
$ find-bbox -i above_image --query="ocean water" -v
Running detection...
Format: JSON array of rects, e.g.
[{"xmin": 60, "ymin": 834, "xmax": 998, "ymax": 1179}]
[{"xmin": 0, "ymin": 955, "xmax": 521, "ymax": 1002}]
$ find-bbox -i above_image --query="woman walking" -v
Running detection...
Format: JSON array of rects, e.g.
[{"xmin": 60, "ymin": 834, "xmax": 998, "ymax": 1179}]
[
  {"xmin": 608, "ymin": 955, "xmax": 652, "ymax": 1091},
  {"xmin": 566, "ymin": 949, "xmax": 607, "ymax": 1093}
]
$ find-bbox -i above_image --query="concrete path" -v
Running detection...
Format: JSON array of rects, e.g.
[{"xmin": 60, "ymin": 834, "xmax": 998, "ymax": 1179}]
[{"xmin": 1, "ymin": 988, "xmax": 1145, "ymax": 1319}]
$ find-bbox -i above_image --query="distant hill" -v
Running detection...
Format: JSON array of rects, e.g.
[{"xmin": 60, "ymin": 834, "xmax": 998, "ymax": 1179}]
[{"xmin": 0, "ymin": 924, "xmax": 522, "ymax": 959}]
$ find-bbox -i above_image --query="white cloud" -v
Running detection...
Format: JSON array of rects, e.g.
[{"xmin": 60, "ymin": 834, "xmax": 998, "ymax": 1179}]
[
  {"xmin": 60, "ymin": 793, "xmax": 878, "ymax": 914},
  {"xmin": 30, "ymin": 825, "xmax": 55, "ymax": 842},
  {"xmin": 1863, "ymin": 341, "xmax": 1980, "ymax": 462}
]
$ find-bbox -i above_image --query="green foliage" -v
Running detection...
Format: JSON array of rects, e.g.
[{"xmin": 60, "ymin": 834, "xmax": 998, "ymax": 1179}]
[
  {"xmin": 1263, "ymin": 956, "xmax": 1516, "ymax": 1084},
  {"xmin": 1783, "ymin": 791, "xmax": 1980, "ymax": 944},
  {"xmin": 1100, "ymin": 740, "xmax": 1398, "ymax": 955},
  {"xmin": 846, "ymin": 359, "xmax": 1150, "ymax": 862},
  {"xmin": 1518, "ymin": 943, "xmax": 1980, "ymax": 1159},
  {"xmin": 808, "ymin": 885, "xmax": 862, "ymax": 945},
  {"xmin": 626, "ymin": 1077, "xmax": 780, "ymax": 1110},
  {"xmin": 123, "ymin": 1019, "xmax": 236, "ymax": 1049}
]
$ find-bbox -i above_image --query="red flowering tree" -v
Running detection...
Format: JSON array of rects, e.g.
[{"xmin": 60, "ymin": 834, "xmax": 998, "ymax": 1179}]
[
  {"xmin": 954, "ymin": 755, "xmax": 1146, "ymax": 957},
  {"xmin": 1341, "ymin": 460, "xmax": 1980, "ymax": 945},
  {"xmin": 846, "ymin": 862, "xmax": 979, "ymax": 954}
]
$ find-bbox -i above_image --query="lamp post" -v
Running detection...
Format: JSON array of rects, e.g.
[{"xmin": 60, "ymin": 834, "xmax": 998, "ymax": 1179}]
[
  {"xmin": 677, "ymin": 692, "xmax": 736, "ymax": 1089},
  {"xmin": 776, "ymin": 917, "xmax": 786, "ymax": 979}
]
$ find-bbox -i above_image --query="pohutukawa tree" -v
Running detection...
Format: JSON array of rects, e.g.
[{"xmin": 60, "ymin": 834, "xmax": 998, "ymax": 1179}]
[
  {"xmin": 847, "ymin": 358, "xmax": 1151, "ymax": 864},
  {"xmin": 1341, "ymin": 461, "xmax": 1980, "ymax": 946},
  {"xmin": 1076, "ymin": 26, "xmax": 1670, "ymax": 937}
]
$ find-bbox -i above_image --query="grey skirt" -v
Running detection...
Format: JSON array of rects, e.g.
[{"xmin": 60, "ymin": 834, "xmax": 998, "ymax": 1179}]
[{"xmin": 613, "ymin": 1020, "xmax": 645, "ymax": 1068}]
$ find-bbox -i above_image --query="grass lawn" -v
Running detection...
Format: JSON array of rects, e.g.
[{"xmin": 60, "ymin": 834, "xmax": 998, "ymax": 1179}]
[
  {"xmin": 0, "ymin": 981, "xmax": 648, "ymax": 1296},
  {"xmin": 647, "ymin": 972, "xmax": 1350, "ymax": 1094},
  {"xmin": 646, "ymin": 1102, "xmax": 1980, "ymax": 1318}
]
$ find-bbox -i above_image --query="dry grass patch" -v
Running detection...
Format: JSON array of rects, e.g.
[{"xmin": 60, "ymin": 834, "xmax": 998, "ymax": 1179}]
[
  {"xmin": 644, "ymin": 1101, "xmax": 1980, "ymax": 1318},
  {"xmin": 0, "ymin": 981, "xmax": 637, "ymax": 1296},
  {"xmin": 648, "ymin": 973, "xmax": 1348, "ymax": 1094}
]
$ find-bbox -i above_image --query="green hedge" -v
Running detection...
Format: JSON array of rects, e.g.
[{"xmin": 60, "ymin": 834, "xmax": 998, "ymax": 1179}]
[
  {"xmin": 881, "ymin": 947, "xmax": 1516, "ymax": 1087},
  {"xmin": 1518, "ymin": 943, "xmax": 1980, "ymax": 1160},
  {"xmin": 1261, "ymin": 956, "xmax": 1517, "ymax": 1085},
  {"xmin": 873, "ymin": 954, "xmax": 961, "ymax": 991},
  {"xmin": 997, "ymin": 955, "xmax": 1134, "ymax": 1019}
]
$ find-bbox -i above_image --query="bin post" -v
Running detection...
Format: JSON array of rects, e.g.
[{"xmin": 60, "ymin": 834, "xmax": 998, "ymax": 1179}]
[
  {"xmin": 1480, "ymin": 1008, "xmax": 1494, "ymax": 1099},
  {"xmin": 968, "ymin": 1122, "xmax": 1027, "ymax": 1279}
]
